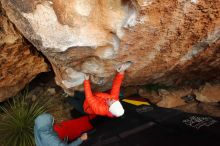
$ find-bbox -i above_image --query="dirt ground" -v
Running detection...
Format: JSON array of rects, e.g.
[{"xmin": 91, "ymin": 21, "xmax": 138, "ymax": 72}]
[{"xmin": 26, "ymin": 72, "xmax": 73, "ymax": 123}]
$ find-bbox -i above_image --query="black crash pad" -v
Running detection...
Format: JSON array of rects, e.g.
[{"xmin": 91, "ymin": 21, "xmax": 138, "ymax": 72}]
[{"xmin": 82, "ymin": 103, "xmax": 220, "ymax": 146}]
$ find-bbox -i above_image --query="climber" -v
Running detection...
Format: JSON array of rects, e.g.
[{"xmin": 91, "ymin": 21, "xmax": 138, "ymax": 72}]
[
  {"xmin": 34, "ymin": 113, "xmax": 88, "ymax": 146},
  {"xmin": 67, "ymin": 61, "xmax": 132, "ymax": 117}
]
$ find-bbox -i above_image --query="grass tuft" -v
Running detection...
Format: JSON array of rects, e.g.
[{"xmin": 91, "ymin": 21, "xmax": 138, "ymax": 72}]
[{"xmin": 0, "ymin": 89, "xmax": 52, "ymax": 146}]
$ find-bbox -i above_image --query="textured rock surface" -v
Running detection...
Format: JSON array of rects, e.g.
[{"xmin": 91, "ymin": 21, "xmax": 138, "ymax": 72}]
[
  {"xmin": 1, "ymin": 0, "xmax": 220, "ymax": 95},
  {"xmin": 156, "ymin": 88, "xmax": 192, "ymax": 108},
  {"xmin": 176, "ymin": 102, "xmax": 220, "ymax": 117},
  {"xmin": 195, "ymin": 83, "xmax": 220, "ymax": 102},
  {"xmin": 0, "ymin": 3, "xmax": 48, "ymax": 101},
  {"xmin": 138, "ymin": 88, "xmax": 162, "ymax": 104},
  {"xmin": 138, "ymin": 87, "xmax": 192, "ymax": 108}
]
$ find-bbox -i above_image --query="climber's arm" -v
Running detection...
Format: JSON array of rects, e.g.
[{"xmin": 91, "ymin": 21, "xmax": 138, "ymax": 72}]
[
  {"xmin": 110, "ymin": 73, "xmax": 124, "ymax": 100},
  {"xmin": 84, "ymin": 80, "xmax": 93, "ymax": 100}
]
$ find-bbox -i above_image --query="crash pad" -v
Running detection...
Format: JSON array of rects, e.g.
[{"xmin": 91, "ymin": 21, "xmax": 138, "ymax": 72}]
[{"xmin": 82, "ymin": 101, "xmax": 220, "ymax": 146}]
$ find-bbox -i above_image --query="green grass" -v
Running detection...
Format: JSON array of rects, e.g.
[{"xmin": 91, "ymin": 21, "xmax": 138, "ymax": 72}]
[{"xmin": 0, "ymin": 89, "xmax": 51, "ymax": 146}]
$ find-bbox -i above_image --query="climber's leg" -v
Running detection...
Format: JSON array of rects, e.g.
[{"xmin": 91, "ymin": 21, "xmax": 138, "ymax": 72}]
[{"xmin": 66, "ymin": 91, "xmax": 86, "ymax": 114}]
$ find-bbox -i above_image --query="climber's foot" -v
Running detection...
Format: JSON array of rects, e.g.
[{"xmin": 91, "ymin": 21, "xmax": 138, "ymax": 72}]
[
  {"xmin": 117, "ymin": 61, "xmax": 133, "ymax": 73},
  {"xmin": 84, "ymin": 74, "xmax": 90, "ymax": 80}
]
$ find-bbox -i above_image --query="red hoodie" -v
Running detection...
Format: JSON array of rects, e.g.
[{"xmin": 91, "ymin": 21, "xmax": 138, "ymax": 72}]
[
  {"xmin": 54, "ymin": 116, "xmax": 93, "ymax": 141},
  {"xmin": 83, "ymin": 73, "xmax": 124, "ymax": 117}
]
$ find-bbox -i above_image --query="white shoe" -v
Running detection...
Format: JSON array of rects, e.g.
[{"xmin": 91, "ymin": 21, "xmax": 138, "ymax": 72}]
[{"xmin": 117, "ymin": 61, "xmax": 133, "ymax": 72}]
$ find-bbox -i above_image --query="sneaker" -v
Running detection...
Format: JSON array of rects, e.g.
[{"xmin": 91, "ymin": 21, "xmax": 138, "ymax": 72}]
[{"xmin": 117, "ymin": 61, "xmax": 133, "ymax": 72}]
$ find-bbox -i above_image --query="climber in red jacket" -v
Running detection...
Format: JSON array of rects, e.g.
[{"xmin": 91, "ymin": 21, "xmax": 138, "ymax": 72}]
[
  {"xmin": 83, "ymin": 61, "xmax": 132, "ymax": 117},
  {"xmin": 67, "ymin": 61, "xmax": 132, "ymax": 118},
  {"xmin": 83, "ymin": 62, "xmax": 131, "ymax": 117}
]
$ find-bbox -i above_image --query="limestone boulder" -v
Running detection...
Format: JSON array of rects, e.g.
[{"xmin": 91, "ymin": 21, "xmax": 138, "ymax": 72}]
[
  {"xmin": 156, "ymin": 88, "xmax": 192, "ymax": 108},
  {"xmin": 0, "ymin": 3, "xmax": 48, "ymax": 101},
  {"xmin": 1, "ymin": 0, "xmax": 220, "ymax": 95},
  {"xmin": 195, "ymin": 83, "xmax": 220, "ymax": 102},
  {"xmin": 138, "ymin": 88, "xmax": 161, "ymax": 104}
]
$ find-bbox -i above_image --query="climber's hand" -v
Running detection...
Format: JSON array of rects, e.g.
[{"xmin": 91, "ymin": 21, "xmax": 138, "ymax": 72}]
[
  {"xmin": 84, "ymin": 74, "xmax": 90, "ymax": 80},
  {"xmin": 117, "ymin": 61, "xmax": 133, "ymax": 73},
  {"xmin": 80, "ymin": 133, "xmax": 88, "ymax": 141}
]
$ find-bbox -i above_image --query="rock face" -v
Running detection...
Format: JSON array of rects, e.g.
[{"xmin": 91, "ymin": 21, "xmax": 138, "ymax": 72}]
[
  {"xmin": 138, "ymin": 88, "xmax": 162, "ymax": 104},
  {"xmin": 0, "ymin": 3, "xmax": 48, "ymax": 101},
  {"xmin": 195, "ymin": 83, "xmax": 220, "ymax": 102},
  {"xmin": 156, "ymin": 88, "xmax": 192, "ymax": 108},
  {"xmin": 138, "ymin": 87, "xmax": 193, "ymax": 108},
  {"xmin": 1, "ymin": 0, "xmax": 220, "ymax": 95}
]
